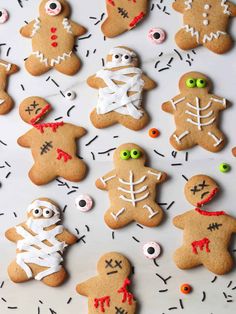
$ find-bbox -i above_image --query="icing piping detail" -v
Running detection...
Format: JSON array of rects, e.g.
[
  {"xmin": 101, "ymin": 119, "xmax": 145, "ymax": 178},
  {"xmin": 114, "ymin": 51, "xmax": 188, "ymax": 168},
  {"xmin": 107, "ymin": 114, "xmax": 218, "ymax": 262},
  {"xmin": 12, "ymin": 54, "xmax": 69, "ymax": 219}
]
[
  {"xmin": 129, "ymin": 12, "xmax": 145, "ymax": 28},
  {"xmin": 56, "ymin": 148, "xmax": 72, "ymax": 162},
  {"xmin": 31, "ymin": 18, "xmax": 41, "ymax": 37},
  {"xmin": 118, "ymin": 278, "xmax": 134, "ymax": 305},
  {"xmin": 195, "ymin": 208, "xmax": 226, "ymax": 216},
  {"xmin": 62, "ymin": 18, "xmax": 73, "ymax": 34},
  {"xmin": 203, "ymin": 31, "xmax": 227, "ymax": 43},
  {"xmin": 196, "ymin": 188, "xmax": 218, "ymax": 207},
  {"xmin": 182, "ymin": 25, "xmax": 200, "ymax": 43},
  {"xmin": 192, "ymin": 237, "xmax": 210, "ymax": 254},
  {"xmin": 94, "ymin": 296, "xmax": 110, "ymax": 312}
]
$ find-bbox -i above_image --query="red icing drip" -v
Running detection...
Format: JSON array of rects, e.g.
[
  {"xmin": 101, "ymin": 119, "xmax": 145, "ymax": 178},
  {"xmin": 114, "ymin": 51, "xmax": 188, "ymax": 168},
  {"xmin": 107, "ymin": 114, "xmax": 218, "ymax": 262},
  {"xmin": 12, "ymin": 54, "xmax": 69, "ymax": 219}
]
[
  {"xmin": 30, "ymin": 104, "xmax": 51, "ymax": 125},
  {"xmin": 94, "ymin": 296, "xmax": 110, "ymax": 313},
  {"xmin": 196, "ymin": 188, "xmax": 218, "ymax": 207},
  {"xmin": 129, "ymin": 11, "xmax": 144, "ymax": 28},
  {"xmin": 33, "ymin": 121, "xmax": 64, "ymax": 133},
  {"xmin": 117, "ymin": 278, "xmax": 133, "ymax": 305},
  {"xmin": 107, "ymin": 0, "xmax": 115, "ymax": 6},
  {"xmin": 192, "ymin": 238, "xmax": 210, "ymax": 255},
  {"xmin": 56, "ymin": 148, "xmax": 72, "ymax": 162},
  {"xmin": 195, "ymin": 208, "xmax": 226, "ymax": 216}
]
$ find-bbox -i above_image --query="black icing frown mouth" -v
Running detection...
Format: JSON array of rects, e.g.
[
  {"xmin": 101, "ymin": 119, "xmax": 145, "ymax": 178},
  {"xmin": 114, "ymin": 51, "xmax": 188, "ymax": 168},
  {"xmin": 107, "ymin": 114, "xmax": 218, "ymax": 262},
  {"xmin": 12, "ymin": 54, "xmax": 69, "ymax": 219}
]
[
  {"xmin": 201, "ymin": 191, "xmax": 209, "ymax": 199},
  {"xmin": 107, "ymin": 270, "xmax": 118, "ymax": 275}
]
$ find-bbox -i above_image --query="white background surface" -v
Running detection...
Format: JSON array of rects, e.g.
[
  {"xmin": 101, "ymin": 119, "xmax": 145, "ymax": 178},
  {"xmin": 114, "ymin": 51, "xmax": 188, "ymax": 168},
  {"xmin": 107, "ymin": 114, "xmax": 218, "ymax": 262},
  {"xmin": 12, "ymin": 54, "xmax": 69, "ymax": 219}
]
[{"xmin": 0, "ymin": 0, "xmax": 236, "ymax": 313}]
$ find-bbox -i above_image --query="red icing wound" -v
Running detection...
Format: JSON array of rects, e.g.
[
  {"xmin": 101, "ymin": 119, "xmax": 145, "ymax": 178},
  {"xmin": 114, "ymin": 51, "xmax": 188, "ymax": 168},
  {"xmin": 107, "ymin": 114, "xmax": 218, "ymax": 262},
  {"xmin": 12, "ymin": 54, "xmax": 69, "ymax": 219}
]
[
  {"xmin": 196, "ymin": 188, "xmax": 218, "ymax": 208},
  {"xmin": 129, "ymin": 12, "xmax": 145, "ymax": 28},
  {"xmin": 56, "ymin": 148, "xmax": 72, "ymax": 162},
  {"xmin": 94, "ymin": 296, "xmax": 110, "ymax": 313},
  {"xmin": 30, "ymin": 104, "xmax": 51, "ymax": 125},
  {"xmin": 118, "ymin": 278, "xmax": 134, "ymax": 305},
  {"xmin": 192, "ymin": 238, "xmax": 210, "ymax": 255},
  {"xmin": 195, "ymin": 208, "xmax": 226, "ymax": 216},
  {"xmin": 34, "ymin": 121, "xmax": 64, "ymax": 133}
]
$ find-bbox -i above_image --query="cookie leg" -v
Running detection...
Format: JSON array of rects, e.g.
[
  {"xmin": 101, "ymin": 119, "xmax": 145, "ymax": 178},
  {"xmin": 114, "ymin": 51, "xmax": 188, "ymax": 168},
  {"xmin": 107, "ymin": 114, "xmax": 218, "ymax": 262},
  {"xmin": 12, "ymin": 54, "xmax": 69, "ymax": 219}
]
[
  {"xmin": 104, "ymin": 207, "xmax": 132, "ymax": 229},
  {"xmin": 8, "ymin": 260, "xmax": 30, "ymax": 283},
  {"xmin": 198, "ymin": 130, "xmax": 225, "ymax": 152},
  {"xmin": 101, "ymin": 18, "xmax": 127, "ymax": 38},
  {"xmin": 90, "ymin": 109, "xmax": 117, "ymax": 129},
  {"xmin": 204, "ymin": 34, "xmax": 232, "ymax": 54},
  {"xmin": 59, "ymin": 158, "xmax": 87, "ymax": 182},
  {"xmin": 42, "ymin": 267, "xmax": 67, "ymax": 287},
  {"xmin": 25, "ymin": 55, "xmax": 51, "ymax": 76},
  {"xmin": 135, "ymin": 203, "xmax": 164, "ymax": 227},
  {"xmin": 203, "ymin": 251, "xmax": 234, "ymax": 275},
  {"xmin": 170, "ymin": 130, "xmax": 194, "ymax": 151},
  {"xmin": 54, "ymin": 53, "xmax": 81, "ymax": 76},
  {"xmin": 173, "ymin": 246, "xmax": 201, "ymax": 270},
  {"xmin": 175, "ymin": 29, "xmax": 200, "ymax": 50},
  {"xmin": 29, "ymin": 164, "xmax": 57, "ymax": 185}
]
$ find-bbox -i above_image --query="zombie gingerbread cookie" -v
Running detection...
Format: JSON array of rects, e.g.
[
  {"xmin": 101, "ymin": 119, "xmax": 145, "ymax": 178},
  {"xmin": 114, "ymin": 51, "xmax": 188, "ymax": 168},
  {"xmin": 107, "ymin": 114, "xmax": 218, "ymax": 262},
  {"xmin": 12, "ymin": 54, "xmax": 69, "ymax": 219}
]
[
  {"xmin": 20, "ymin": 0, "xmax": 86, "ymax": 76},
  {"xmin": 0, "ymin": 59, "xmax": 19, "ymax": 115},
  {"xmin": 162, "ymin": 72, "xmax": 228, "ymax": 152},
  {"xmin": 96, "ymin": 143, "xmax": 167, "ymax": 229},
  {"xmin": 76, "ymin": 252, "xmax": 137, "ymax": 313},
  {"xmin": 88, "ymin": 47, "xmax": 156, "ymax": 130},
  {"xmin": 173, "ymin": 175, "xmax": 236, "ymax": 275},
  {"xmin": 5, "ymin": 198, "xmax": 77, "ymax": 286},
  {"xmin": 17, "ymin": 96, "xmax": 87, "ymax": 185},
  {"xmin": 102, "ymin": 0, "xmax": 148, "ymax": 38},
  {"xmin": 173, "ymin": 0, "xmax": 236, "ymax": 54}
]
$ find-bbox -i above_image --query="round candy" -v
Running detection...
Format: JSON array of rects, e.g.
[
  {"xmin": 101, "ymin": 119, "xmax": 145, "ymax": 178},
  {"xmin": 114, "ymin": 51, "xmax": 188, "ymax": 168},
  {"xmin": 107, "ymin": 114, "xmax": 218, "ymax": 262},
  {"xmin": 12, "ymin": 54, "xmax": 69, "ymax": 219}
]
[
  {"xmin": 143, "ymin": 242, "xmax": 161, "ymax": 259},
  {"xmin": 219, "ymin": 163, "xmax": 230, "ymax": 173},
  {"xmin": 120, "ymin": 150, "xmax": 130, "ymax": 160},
  {"xmin": 148, "ymin": 28, "xmax": 166, "ymax": 44},
  {"xmin": 45, "ymin": 0, "xmax": 62, "ymax": 16},
  {"xmin": 196, "ymin": 78, "xmax": 207, "ymax": 88},
  {"xmin": 75, "ymin": 195, "xmax": 93, "ymax": 212},
  {"xmin": 149, "ymin": 128, "xmax": 160, "ymax": 138},
  {"xmin": 130, "ymin": 149, "xmax": 141, "ymax": 159},
  {"xmin": 180, "ymin": 283, "xmax": 192, "ymax": 294},
  {"xmin": 0, "ymin": 8, "xmax": 9, "ymax": 24},
  {"xmin": 65, "ymin": 90, "xmax": 76, "ymax": 101},
  {"xmin": 186, "ymin": 78, "xmax": 196, "ymax": 88}
]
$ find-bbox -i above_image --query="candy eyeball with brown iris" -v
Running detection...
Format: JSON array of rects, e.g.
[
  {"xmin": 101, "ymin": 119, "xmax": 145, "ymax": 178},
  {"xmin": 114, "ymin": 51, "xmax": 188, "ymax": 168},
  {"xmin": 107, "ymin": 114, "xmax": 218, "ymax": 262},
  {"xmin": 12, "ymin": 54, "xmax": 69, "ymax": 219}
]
[
  {"xmin": 0, "ymin": 8, "xmax": 9, "ymax": 24},
  {"xmin": 75, "ymin": 195, "xmax": 93, "ymax": 212},
  {"xmin": 65, "ymin": 90, "xmax": 76, "ymax": 101},
  {"xmin": 143, "ymin": 241, "xmax": 161, "ymax": 259},
  {"xmin": 148, "ymin": 28, "xmax": 166, "ymax": 44},
  {"xmin": 45, "ymin": 0, "xmax": 62, "ymax": 16}
]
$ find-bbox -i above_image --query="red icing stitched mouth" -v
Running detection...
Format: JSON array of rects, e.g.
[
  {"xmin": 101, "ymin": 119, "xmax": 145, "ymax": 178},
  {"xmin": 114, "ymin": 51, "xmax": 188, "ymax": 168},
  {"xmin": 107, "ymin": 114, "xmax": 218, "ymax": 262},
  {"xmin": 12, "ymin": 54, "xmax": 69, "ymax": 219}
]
[
  {"xmin": 196, "ymin": 187, "xmax": 218, "ymax": 208},
  {"xmin": 108, "ymin": 0, "xmax": 137, "ymax": 6},
  {"xmin": 30, "ymin": 104, "xmax": 51, "ymax": 125},
  {"xmin": 129, "ymin": 11, "xmax": 144, "ymax": 28},
  {"xmin": 195, "ymin": 208, "xmax": 226, "ymax": 216}
]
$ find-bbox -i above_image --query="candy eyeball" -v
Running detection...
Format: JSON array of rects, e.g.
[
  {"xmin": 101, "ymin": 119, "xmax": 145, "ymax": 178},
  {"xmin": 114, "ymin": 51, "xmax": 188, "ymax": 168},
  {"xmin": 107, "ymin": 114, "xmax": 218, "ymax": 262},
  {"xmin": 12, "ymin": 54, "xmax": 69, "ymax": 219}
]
[
  {"xmin": 45, "ymin": 0, "xmax": 62, "ymax": 16},
  {"xmin": 43, "ymin": 208, "xmax": 53, "ymax": 218},
  {"xmin": 75, "ymin": 195, "xmax": 93, "ymax": 212},
  {"xmin": 180, "ymin": 283, "xmax": 192, "ymax": 294},
  {"xmin": 143, "ymin": 242, "xmax": 161, "ymax": 259},
  {"xmin": 65, "ymin": 90, "xmax": 76, "ymax": 101},
  {"xmin": 32, "ymin": 207, "xmax": 43, "ymax": 218},
  {"xmin": 112, "ymin": 53, "xmax": 122, "ymax": 63},
  {"xmin": 148, "ymin": 28, "xmax": 166, "ymax": 44},
  {"xmin": 0, "ymin": 9, "xmax": 9, "ymax": 24}
]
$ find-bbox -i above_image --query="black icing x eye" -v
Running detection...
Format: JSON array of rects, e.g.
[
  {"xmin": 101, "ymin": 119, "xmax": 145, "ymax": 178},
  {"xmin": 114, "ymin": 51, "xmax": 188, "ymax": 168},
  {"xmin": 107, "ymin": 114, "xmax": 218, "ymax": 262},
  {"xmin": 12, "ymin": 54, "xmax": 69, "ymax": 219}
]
[{"xmin": 143, "ymin": 242, "xmax": 161, "ymax": 259}]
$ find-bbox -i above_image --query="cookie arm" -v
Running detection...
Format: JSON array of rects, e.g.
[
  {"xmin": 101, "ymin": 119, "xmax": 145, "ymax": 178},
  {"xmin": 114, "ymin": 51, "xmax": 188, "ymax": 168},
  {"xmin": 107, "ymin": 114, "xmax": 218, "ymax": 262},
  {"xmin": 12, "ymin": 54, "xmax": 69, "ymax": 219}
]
[
  {"xmin": 172, "ymin": 0, "xmax": 186, "ymax": 13},
  {"xmin": 162, "ymin": 95, "xmax": 185, "ymax": 114},
  {"xmin": 73, "ymin": 125, "xmax": 87, "ymax": 138},
  {"xmin": 5, "ymin": 227, "xmax": 19, "ymax": 243},
  {"xmin": 20, "ymin": 21, "xmax": 35, "ymax": 38},
  {"xmin": 87, "ymin": 74, "xmax": 105, "ymax": 89},
  {"xmin": 76, "ymin": 277, "xmax": 97, "ymax": 296},
  {"xmin": 56, "ymin": 228, "xmax": 78, "ymax": 245},
  {"xmin": 210, "ymin": 95, "xmax": 227, "ymax": 111},
  {"xmin": 147, "ymin": 168, "xmax": 167, "ymax": 184},
  {"xmin": 173, "ymin": 211, "xmax": 192, "ymax": 229},
  {"xmin": 228, "ymin": 1, "xmax": 236, "ymax": 16},
  {"xmin": 70, "ymin": 21, "xmax": 87, "ymax": 37},
  {"xmin": 141, "ymin": 74, "xmax": 156, "ymax": 90},
  {"xmin": 17, "ymin": 130, "xmax": 33, "ymax": 148},
  {"xmin": 96, "ymin": 170, "xmax": 116, "ymax": 190}
]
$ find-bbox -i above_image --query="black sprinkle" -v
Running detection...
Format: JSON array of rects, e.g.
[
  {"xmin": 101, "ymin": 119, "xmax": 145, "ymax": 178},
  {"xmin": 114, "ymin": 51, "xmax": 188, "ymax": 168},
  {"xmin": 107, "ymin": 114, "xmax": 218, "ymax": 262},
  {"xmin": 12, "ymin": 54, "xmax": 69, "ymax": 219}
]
[
  {"xmin": 0, "ymin": 281, "xmax": 4, "ymax": 288},
  {"xmin": 154, "ymin": 150, "xmax": 165, "ymax": 157},
  {"xmin": 2, "ymin": 298, "xmax": 7, "ymax": 302},
  {"xmin": 91, "ymin": 152, "xmax": 95, "ymax": 160},
  {"xmin": 202, "ymin": 291, "xmax": 206, "ymax": 302},
  {"xmin": 227, "ymin": 300, "xmax": 233, "ymax": 303},
  {"xmin": 8, "ymin": 307, "xmax": 18, "ymax": 309},
  {"xmin": 168, "ymin": 307, "xmax": 178, "ymax": 310},
  {"xmin": 78, "ymin": 34, "xmax": 92, "ymax": 40},
  {"xmin": 159, "ymin": 289, "xmax": 168, "ymax": 293},
  {"xmin": 132, "ymin": 236, "xmax": 140, "ymax": 243},
  {"xmin": 179, "ymin": 299, "xmax": 184, "ymax": 309},
  {"xmin": 98, "ymin": 148, "xmax": 116, "ymax": 155},
  {"xmin": 60, "ymin": 90, "xmax": 65, "ymax": 98},
  {"xmin": 112, "ymin": 231, "xmax": 115, "ymax": 239},
  {"xmin": 51, "ymin": 79, "xmax": 59, "ymax": 87},
  {"xmin": 46, "ymin": 76, "xmax": 50, "ymax": 81},
  {"xmin": 67, "ymin": 297, "xmax": 72, "ymax": 304},
  {"xmin": 67, "ymin": 105, "xmax": 75, "ymax": 117},
  {"xmin": 5, "ymin": 162, "xmax": 11, "ymax": 167},
  {"xmin": 136, "ymin": 224, "xmax": 144, "ymax": 229},
  {"xmin": 49, "ymin": 309, "xmax": 57, "ymax": 314},
  {"xmin": 0, "ymin": 140, "xmax": 7, "ymax": 146},
  {"xmin": 85, "ymin": 225, "xmax": 90, "ymax": 232},
  {"xmin": 159, "ymin": 67, "xmax": 170, "ymax": 72},
  {"xmin": 174, "ymin": 49, "xmax": 183, "ymax": 60},
  {"xmin": 227, "ymin": 281, "xmax": 232, "ymax": 288},
  {"xmin": 67, "ymin": 190, "xmax": 77, "ymax": 195},
  {"xmin": 63, "ymin": 205, "xmax": 67, "ymax": 213},
  {"xmin": 39, "ymin": 300, "xmax": 43, "ymax": 304},
  {"xmin": 182, "ymin": 175, "xmax": 188, "ymax": 181},
  {"xmin": 171, "ymin": 151, "xmax": 177, "ymax": 158},
  {"xmin": 6, "ymin": 47, "xmax": 11, "ymax": 57},
  {"xmin": 153, "ymin": 259, "xmax": 159, "ymax": 267},
  {"xmin": 223, "ymin": 292, "xmax": 227, "ymax": 299},
  {"xmin": 185, "ymin": 152, "xmax": 189, "ymax": 162},
  {"xmin": 171, "ymin": 163, "xmax": 182, "ymax": 166},
  {"xmin": 85, "ymin": 135, "xmax": 98, "ymax": 146},
  {"xmin": 78, "ymin": 235, "xmax": 86, "ymax": 243},
  {"xmin": 21, "ymin": 84, "xmax": 25, "ymax": 91},
  {"xmin": 5, "ymin": 172, "xmax": 11, "ymax": 179},
  {"xmin": 211, "ymin": 276, "xmax": 217, "ymax": 283},
  {"xmin": 13, "ymin": 212, "xmax": 17, "ymax": 218},
  {"xmin": 166, "ymin": 201, "xmax": 175, "ymax": 210},
  {"xmin": 156, "ymin": 273, "xmax": 172, "ymax": 285},
  {"xmin": 54, "ymin": 116, "xmax": 63, "ymax": 121}
]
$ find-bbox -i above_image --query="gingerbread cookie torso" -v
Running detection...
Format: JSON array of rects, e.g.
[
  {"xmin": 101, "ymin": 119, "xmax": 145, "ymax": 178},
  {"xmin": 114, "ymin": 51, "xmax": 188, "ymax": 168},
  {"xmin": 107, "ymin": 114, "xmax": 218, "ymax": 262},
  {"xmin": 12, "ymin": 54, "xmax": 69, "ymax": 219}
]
[
  {"xmin": 20, "ymin": 0, "xmax": 87, "ymax": 76},
  {"xmin": 96, "ymin": 143, "xmax": 167, "ymax": 229},
  {"xmin": 76, "ymin": 252, "xmax": 137, "ymax": 314},
  {"xmin": 88, "ymin": 47, "xmax": 156, "ymax": 131},
  {"xmin": 17, "ymin": 97, "xmax": 87, "ymax": 185},
  {"xmin": 5, "ymin": 198, "xmax": 77, "ymax": 286},
  {"xmin": 102, "ymin": 0, "xmax": 148, "ymax": 38},
  {"xmin": 162, "ymin": 72, "xmax": 228, "ymax": 152},
  {"xmin": 173, "ymin": 175, "xmax": 236, "ymax": 275},
  {"xmin": 173, "ymin": 0, "xmax": 236, "ymax": 54},
  {"xmin": 0, "ymin": 59, "xmax": 19, "ymax": 115}
]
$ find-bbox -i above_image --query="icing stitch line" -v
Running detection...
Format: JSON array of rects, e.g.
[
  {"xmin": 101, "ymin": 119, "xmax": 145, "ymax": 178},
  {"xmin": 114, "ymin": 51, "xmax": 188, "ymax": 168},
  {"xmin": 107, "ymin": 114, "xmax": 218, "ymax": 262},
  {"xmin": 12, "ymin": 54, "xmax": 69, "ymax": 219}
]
[
  {"xmin": 196, "ymin": 188, "xmax": 218, "ymax": 207},
  {"xmin": 30, "ymin": 104, "xmax": 51, "ymax": 125},
  {"xmin": 195, "ymin": 208, "xmax": 226, "ymax": 216},
  {"xmin": 129, "ymin": 12, "xmax": 145, "ymax": 28}
]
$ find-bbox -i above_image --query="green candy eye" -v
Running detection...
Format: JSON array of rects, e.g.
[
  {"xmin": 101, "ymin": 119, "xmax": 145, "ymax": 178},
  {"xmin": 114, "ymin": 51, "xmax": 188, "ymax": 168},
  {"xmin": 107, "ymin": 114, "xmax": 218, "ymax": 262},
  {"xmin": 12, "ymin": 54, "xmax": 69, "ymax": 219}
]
[
  {"xmin": 219, "ymin": 163, "xmax": 230, "ymax": 173},
  {"xmin": 130, "ymin": 149, "xmax": 141, "ymax": 159},
  {"xmin": 196, "ymin": 78, "xmax": 207, "ymax": 88},
  {"xmin": 120, "ymin": 150, "xmax": 130, "ymax": 160},
  {"xmin": 186, "ymin": 78, "xmax": 196, "ymax": 88}
]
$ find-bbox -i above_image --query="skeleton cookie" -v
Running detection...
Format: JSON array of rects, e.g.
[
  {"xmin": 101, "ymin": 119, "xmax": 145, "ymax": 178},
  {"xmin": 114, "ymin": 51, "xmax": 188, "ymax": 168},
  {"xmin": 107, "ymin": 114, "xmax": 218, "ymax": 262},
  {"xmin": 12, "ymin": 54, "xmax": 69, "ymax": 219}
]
[
  {"xmin": 76, "ymin": 252, "xmax": 137, "ymax": 314},
  {"xmin": 5, "ymin": 198, "xmax": 77, "ymax": 286},
  {"xmin": 88, "ymin": 47, "xmax": 156, "ymax": 130},
  {"xmin": 20, "ymin": 0, "xmax": 87, "ymax": 76},
  {"xmin": 102, "ymin": 0, "xmax": 148, "ymax": 38},
  {"xmin": 173, "ymin": 0, "xmax": 236, "ymax": 54},
  {"xmin": 162, "ymin": 72, "xmax": 228, "ymax": 152},
  {"xmin": 0, "ymin": 59, "xmax": 19, "ymax": 115},
  {"xmin": 173, "ymin": 175, "xmax": 236, "ymax": 275},
  {"xmin": 18, "ymin": 96, "xmax": 87, "ymax": 185},
  {"xmin": 96, "ymin": 143, "xmax": 167, "ymax": 229}
]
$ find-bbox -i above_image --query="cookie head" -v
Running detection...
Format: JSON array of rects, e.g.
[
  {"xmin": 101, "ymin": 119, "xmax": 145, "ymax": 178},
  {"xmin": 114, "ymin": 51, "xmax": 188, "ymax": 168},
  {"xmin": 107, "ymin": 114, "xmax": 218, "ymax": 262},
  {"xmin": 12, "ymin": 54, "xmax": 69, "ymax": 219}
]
[
  {"xmin": 179, "ymin": 72, "xmax": 211, "ymax": 95},
  {"xmin": 184, "ymin": 175, "xmax": 219, "ymax": 207},
  {"xmin": 19, "ymin": 97, "xmax": 51, "ymax": 125},
  {"xmin": 97, "ymin": 252, "xmax": 131, "ymax": 278},
  {"xmin": 40, "ymin": 0, "xmax": 70, "ymax": 18},
  {"xmin": 113, "ymin": 143, "xmax": 146, "ymax": 168},
  {"xmin": 27, "ymin": 198, "xmax": 61, "ymax": 221},
  {"xmin": 106, "ymin": 47, "xmax": 138, "ymax": 69}
]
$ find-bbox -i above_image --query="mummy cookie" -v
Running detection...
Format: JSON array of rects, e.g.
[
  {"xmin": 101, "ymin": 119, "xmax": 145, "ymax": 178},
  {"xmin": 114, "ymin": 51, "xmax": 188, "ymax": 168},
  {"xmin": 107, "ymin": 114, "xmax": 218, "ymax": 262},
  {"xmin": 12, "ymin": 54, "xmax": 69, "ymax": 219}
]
[
  {"xmin": 162, "ymin": 72, "xmax": 228, "ymax": 152},
  {"xmin": 20, "ymin": 0, "xmax": 87, "ymax": 76},
  {"xmin": 5, "ymin": 198, "xmax": 77, "ymax": 286},
  {"xmin": 95, "ymin": 143, "xmax": 167, "ymax": 229},
  {"xmin": 76, "ymin": 252, "xmax": 136, "ymax": 313},
  {"xmin": 88, "ymin": 47, "xmax": 156, "ymax": 130},
  {"xmin": 0, "ymin": 59, "xmax": 19, "ymax": 115},
  {"xmin": 102, "ymin": 0, "xmax": 148, "ymax": 38},
  {"xmin": 17, "ymin": 97, "xmax": 87, "ymax": 185},
  {"xmin": 173, "ymin": 175, "xmax": 236, "ymax": 275},
  {"xmin": 173, "ymin": 0, "xmax": 236, "ymax": 54}
]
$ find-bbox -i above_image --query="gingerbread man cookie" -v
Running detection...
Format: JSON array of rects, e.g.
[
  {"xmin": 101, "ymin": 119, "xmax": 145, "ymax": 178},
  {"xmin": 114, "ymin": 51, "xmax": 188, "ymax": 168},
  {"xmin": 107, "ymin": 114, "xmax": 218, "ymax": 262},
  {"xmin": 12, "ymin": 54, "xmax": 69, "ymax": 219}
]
[
  {"xmin": 20, "ymin": 0, "xmax": 86, "ymax": 76},
  {"xmin": 162, "ymin": 72, "xmax": 228, "ymax": 152},
  {"xmin": 96, "ymin": 143, "xmax": 167, "ymax": 229},
  {"xmin": 173, "ymin": 175, "xmax": 236, "ymax": 275},
  {"xmin": 88, "ymin": 47, "xmax": 156, "ymax": 130},
  {"xmin": 5, "ymin": 198, "xmax": 77, "ymax": 286},
  {"xmin": 0, "ymin": 59, "xmax": 19, "ymax": 115},
  {"xmin": 17, "ymin": 97, "xmax": 87, "ymax": 185},
  {"xmin": 173, "ymin": 0, "xmax": 236, "ymax": 54},
  {"xmin": 102, "ymin": 0, "xmax": 148, "ymax": 38},
  {"xmin": 76, "ymin": 252, "xmax": 137, "ymax": 313}
]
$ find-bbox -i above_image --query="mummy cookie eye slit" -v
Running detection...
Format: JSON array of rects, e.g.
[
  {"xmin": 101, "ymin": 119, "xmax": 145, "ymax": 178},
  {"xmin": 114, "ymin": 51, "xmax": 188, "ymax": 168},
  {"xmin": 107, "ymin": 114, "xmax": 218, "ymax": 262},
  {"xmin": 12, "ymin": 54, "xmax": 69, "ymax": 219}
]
[
  {"xmin": 186, "ymin": 78, "xmax": 196, "ymax": 88},
  {"xmin": 148, "ymin": 28, "xmax": 166, "ymax": 44},
  {"xmin": 130, "ymin": 149, "xmax": 141, "ymax": 159},
  {"xmin": 45, "ymin": 1, "xmax": 62, "ymax": 16},
  {"xmin": 196, "ymin": 78, "xmax": 207, "ymax": 88},
  {"xmin": 32, "ymin": 208, "xmax": 43, "ymax": 218},
  {"xmin": 120, "ymin": 150, "xmax": 131, "ymax": 160},
  {"xmin": 143, "ymin": 242, "xmax": 161, "ymax": 259},
  {"xmin": 43, "ymin": 208, "xmax": 53, "ymax": 218},
  {"xmin": 65, "ymin": 90, "xmax": 76, "ymax": 100},
  {"xmin": 75, "ymin": 195, "xmax": 93, "ymax": 212},
  {"xmin": 0, "ymin": 9, "xmax": 9, "ymax": 24}
]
